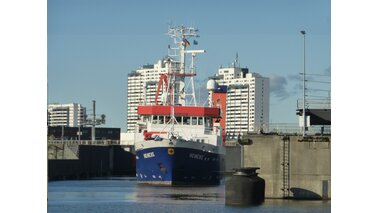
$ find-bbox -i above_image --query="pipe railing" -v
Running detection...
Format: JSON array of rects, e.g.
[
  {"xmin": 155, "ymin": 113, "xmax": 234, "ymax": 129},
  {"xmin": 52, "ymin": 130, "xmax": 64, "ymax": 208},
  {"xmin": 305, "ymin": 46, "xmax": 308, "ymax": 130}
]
[{"xmin": 48, "ymin": 139, "xmax": 120, "ymax": 145}]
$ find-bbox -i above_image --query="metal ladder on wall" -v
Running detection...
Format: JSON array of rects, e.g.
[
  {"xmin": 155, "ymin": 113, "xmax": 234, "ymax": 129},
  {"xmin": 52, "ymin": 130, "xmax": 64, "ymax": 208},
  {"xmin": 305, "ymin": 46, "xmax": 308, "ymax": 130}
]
[{"xmin": 281, "ymin": 135, "xmax": 290, "ymax": 198}]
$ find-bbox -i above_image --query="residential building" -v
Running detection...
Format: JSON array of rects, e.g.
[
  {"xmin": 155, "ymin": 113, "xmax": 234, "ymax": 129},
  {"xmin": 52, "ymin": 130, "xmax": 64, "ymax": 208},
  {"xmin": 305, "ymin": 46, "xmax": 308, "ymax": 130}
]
[
  {"xmin": 127, "ymin": 59, "xmax": 181, "ymax": 132},
  {"xmin": 209, "ymin": 65, "xmax": 270, "ymax": 134},
  {"xmin": 48, "ymin": 103, "xmax": 86, "ymax": 127},
  {"xmin": 127, "ymin": 59, "xmax": 270, "ymax": 134}
]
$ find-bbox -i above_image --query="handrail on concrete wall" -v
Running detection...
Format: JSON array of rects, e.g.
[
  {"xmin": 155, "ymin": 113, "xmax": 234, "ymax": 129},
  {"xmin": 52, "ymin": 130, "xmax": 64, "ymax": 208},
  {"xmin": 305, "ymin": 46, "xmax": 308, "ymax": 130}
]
[{"xmin": 48, "ymin": 139, "xmax": 120, "ymax": 145}]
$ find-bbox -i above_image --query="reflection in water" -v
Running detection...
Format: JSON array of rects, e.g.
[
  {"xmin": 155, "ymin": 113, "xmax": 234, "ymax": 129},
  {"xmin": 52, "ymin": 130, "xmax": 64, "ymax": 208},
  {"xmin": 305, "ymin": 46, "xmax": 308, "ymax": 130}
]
[
  {"xmin": 135, "ymin": 184, "xmax": 224, "ymax": 203},
  {"xmin": 48, "ymin": 177, "xmax": 330, "ymax": 213}
]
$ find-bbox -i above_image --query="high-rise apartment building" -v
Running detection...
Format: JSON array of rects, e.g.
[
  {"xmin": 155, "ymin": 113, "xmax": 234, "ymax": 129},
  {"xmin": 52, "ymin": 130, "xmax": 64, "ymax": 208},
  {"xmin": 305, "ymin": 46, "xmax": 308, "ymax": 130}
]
[
  {"xmin": 48, "ymin": 103, "xmax": 86, "ymax": 127},
  {"xmin": 209, "ymin": 66, "xmax": 270, "ymax": 134},
  {"xmin": 127, "ymin": 60, "xmax": 269, "ymax": 134},
  {"xmin": 127, "ymin": 59, "xmax": 181, "ymax": 132}
]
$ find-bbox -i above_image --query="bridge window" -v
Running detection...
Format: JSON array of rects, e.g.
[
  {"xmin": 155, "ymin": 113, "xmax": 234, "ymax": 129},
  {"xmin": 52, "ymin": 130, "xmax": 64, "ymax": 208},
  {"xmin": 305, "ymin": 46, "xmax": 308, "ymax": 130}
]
[
  {"xmin": 175, "ymin": 116, "xmax": 182, "ymax": 124},
  {"xmin": 164, "ymin": 116, "xmax": 170, "ymax": 124},
  {"xmin": 158, "ymin": 116, "xmax": 164, "ymax": 124},
  {"xmin": 152, "ymin": 115, "xmax": 158, "ymax": 124},
  {"xmin": 183, "ymin": 117, "xmax": 190, "ymax": 125},
  {"xmin": 198, "ymin": 117, "xmax": 203, "ymax": 125},
  {"xmin": 191, "ymin": 117, "xmax": 198, "ymax": 125},
  {"xmin": 205, "ymin": 117, "xmax": 211, "ymax": 127},
  {"xmin": 146, "ymin": 116, "xmax": 151, "ymax": 122}
]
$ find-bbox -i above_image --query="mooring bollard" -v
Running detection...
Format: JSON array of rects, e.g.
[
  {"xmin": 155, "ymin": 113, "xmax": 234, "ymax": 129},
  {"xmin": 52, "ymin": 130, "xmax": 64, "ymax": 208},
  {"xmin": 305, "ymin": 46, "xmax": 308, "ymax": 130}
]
[{"xmin": 225, "ymin": 167, "xmax": 265, "ymax": 206}]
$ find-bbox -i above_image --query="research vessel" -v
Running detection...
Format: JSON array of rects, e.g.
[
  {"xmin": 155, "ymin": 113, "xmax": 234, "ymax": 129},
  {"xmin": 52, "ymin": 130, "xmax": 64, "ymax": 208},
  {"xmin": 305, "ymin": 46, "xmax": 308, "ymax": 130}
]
[{"xmin": 134, "ymin": 26, "xmax": 225, "ymax": 185}]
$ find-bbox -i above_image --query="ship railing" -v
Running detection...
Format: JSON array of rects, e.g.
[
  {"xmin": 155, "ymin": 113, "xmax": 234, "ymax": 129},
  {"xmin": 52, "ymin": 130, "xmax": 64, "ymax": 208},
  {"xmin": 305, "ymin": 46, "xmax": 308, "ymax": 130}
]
[
  {"xmin": 47, "ymin": 139, "xmax": 120, "ymax": 145},
  {"xmin": 268, "ymin": 123, "xmax": 331, "ymax": 135}
]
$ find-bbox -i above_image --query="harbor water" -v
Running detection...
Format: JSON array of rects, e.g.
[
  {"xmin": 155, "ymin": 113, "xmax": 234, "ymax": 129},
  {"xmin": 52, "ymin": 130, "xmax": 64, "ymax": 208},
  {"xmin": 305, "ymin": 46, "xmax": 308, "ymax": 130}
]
[{"xmin": 48, "ymin": 177, "xmax": 330, "ymax": 213}]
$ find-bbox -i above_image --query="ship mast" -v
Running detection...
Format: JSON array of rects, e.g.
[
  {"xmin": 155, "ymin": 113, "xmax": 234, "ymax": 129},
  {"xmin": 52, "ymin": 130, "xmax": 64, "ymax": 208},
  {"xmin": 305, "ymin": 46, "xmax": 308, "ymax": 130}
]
[{"xmin": 166, "ymin": 25, "xmax": 205, "ymax": 106}]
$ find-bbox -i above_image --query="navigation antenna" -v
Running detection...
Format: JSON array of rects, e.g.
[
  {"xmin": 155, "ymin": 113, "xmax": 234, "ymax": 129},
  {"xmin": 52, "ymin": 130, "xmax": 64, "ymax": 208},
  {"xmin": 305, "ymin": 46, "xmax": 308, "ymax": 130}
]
[{"xmin": 167, "ymin": 25, "xmax": 205, "ymax": 106}]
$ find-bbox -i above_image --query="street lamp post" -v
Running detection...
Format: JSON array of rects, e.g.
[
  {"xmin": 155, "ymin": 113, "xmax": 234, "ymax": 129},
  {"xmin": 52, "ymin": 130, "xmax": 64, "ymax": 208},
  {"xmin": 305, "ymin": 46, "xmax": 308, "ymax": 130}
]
[
  {"xmin": 92, "ymin": 100, "xmax": 96, "ymax": 143},
  {"xmin": 301, "ymin": 30, "xmax": 307, "ymax": 136}
]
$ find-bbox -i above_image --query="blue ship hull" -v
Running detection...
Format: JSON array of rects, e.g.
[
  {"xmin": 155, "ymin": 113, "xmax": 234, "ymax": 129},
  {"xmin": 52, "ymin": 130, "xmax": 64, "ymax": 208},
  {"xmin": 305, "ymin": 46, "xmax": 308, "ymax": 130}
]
[{"xmin": 136, "ymin": 146, "xmax": 224, "ymax": 186}]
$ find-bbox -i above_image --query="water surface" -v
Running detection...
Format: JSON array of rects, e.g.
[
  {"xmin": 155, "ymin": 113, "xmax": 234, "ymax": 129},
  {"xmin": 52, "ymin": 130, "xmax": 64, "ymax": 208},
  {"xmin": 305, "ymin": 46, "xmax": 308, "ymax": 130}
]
[{"xmin": 48, "ymin": 177, "xmax": 330, "ymax": 213}]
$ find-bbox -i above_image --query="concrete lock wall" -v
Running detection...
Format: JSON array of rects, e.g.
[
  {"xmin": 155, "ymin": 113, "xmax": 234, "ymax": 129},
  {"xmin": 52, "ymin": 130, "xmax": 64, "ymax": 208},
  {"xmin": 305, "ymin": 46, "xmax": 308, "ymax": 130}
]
[
  {"xmin": 48, "ymin": 145, "xmax": 136, "ymax": 180},
  {"xmin": 242, "ymin": 135, "xmax": 331, "ymax": 199},
  {"xmin": 225, "ymin": 146, "xmax": 242, "ymax": 173},
  {"xmin": 290, "ymin": 136, "xmax": 331, "ymax": 200}
]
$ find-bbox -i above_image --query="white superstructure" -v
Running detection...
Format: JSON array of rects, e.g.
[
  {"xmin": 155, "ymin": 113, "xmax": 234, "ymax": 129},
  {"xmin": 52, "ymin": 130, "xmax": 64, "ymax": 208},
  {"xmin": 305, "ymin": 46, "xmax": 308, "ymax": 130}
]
[
  {"xmin": 212, "ymin": 66, "xmax": 270, "ymax": 133},
  {"xmin": 48, "ymin": 103, "xmax": 86, "ymax": 127}
]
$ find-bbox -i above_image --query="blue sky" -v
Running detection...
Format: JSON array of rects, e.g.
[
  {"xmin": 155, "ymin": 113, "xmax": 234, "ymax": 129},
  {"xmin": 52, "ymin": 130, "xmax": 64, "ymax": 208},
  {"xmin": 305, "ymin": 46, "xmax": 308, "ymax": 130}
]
[
  {"xmin": 5, "ymin": 1, "xmax": 378, "ymax": 211},
  {"xmin": 47, "ymin": 0, "xmax": 330, "ymax": 131}
]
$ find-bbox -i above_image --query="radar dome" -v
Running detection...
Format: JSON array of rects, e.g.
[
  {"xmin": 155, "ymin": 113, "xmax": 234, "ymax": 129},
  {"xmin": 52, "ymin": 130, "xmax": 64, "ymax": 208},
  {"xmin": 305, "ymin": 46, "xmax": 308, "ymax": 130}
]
[{"xmin": 206, "ymin": 79, "xmax": 217, "ymax": 91}]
